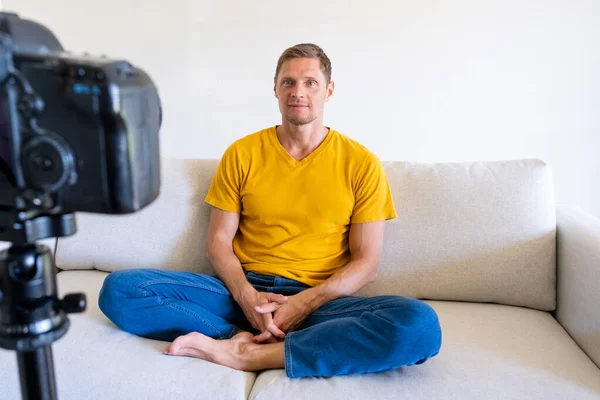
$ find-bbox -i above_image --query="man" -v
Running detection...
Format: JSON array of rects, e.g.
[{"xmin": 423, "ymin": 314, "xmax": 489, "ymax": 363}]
[{"xmin": 99, "ymin": 43, "xmax": 441, "ymax": 378}]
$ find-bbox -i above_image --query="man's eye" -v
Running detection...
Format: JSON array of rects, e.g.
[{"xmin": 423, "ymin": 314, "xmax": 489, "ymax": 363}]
[{"xmin": 307, "ymin": 81, "xmax": 317, "ymax": 86}]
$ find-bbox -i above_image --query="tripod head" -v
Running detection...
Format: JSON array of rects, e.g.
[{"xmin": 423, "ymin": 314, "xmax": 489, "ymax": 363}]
[{"xmin": 0, "ymin": 211, "xmax": 82, "ymax": 345}]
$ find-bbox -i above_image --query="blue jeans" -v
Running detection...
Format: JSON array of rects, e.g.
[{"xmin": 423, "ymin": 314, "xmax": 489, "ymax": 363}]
[{"xmin": 98, "ymin": 269, "xmax": 442, "ymax": 378}]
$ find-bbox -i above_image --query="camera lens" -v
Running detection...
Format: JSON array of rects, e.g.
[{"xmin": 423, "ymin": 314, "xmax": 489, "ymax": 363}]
[{"xmin": 21, "ymin": 135, "xmax": 75, "ymax": 193}]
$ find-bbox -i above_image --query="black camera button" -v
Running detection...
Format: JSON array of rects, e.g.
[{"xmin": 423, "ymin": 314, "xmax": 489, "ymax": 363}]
[
  {"xmin": 17, "ymin": 94, "xmax": 44, "ymax": 118},
  {"xmin": 116, "ymin": 61, "xmax": 136, "ymax": 78}
]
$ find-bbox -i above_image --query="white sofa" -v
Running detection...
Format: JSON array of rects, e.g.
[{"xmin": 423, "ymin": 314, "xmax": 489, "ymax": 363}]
[{"xmin": 1, "ymin": 157, "xmax": 599, "ymax": 400}]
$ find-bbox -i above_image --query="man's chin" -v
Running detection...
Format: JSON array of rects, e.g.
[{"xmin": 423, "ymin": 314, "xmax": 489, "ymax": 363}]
[{"xmin": 285, "ymin": 115, "xmax": 317, "ymax": 126}]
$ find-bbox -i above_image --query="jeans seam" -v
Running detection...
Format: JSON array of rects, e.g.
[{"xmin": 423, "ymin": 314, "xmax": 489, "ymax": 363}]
[
  {"xmin": 310, "ymin": 306, "xmax": 375, "ymax": 317},
  {"xmin": 285, "ymin": 332, "xmax": 294, "ymax": 378},
  {"xmin": 310, "ymin": 297, "xmax": 414, "ymax": 317},
  {"xmin": 227, "ymin": 326, "xmax": 239, "ymax": 339},
  {"xmin": 138, "ymin": 279, "xmax": 230, "ymax": 296},
  {"xmin": 163, "ymin": 300, "xmax": 228, "ymax": 339}
]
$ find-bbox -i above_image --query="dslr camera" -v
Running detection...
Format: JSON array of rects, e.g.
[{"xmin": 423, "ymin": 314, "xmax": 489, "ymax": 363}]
[
  {"xmin": 0, "ymin": 12, "xmax": 161, "ymax": 221},
  {"xmin": 0, "ymin": 11, "xmax": 162, "ymax": 399}
]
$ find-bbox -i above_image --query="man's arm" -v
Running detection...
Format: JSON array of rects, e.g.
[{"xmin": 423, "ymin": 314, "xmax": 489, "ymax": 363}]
[
  {"xmin": 207, "ymin": 206, "xmax": 287, "ymax": 340},
  {"xmin": 262, "ymin": 220, "xmax": 385, "ymax": 335},
  {"xmin": 206, "ymin": 206, "xmax": 252, "ymax": 301},
  {"xmin": 304, "ymin": 220, "xmax": 384, "ymax": 310}
]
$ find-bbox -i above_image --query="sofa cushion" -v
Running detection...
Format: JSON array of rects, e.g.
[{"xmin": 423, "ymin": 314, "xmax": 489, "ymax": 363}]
[
  {"xmin": 249, "ymin": 301, "xmax": 600, "ymax": 400},
  {"xmin": 362, "ymin": 159, "xmax": 556, "ymax": 311},
  {"xmin": 0, "ymin": 270, "xmax": 255, "ymax": 400},
  {"xmin": 55, "ymin": 158, "xmax": 556, "ymax": 310},
  {"xmin": 55, "ymin": 158, "xmax": 218, "ymax": 275}
]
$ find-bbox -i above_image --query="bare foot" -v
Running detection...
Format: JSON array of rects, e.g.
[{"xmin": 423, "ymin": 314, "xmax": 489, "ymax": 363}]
[{"xmin": 163, "ymin": 331, "xmax": 263, "ymax": 371}]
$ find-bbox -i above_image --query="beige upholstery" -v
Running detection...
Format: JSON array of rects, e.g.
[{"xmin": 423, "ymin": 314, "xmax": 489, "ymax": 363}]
[
  {"xmin": 555, "ymin": 204, "xmax": 600, "ymax": 368},
  {"xmin": 56, "ymin": 158, "xmax": 556, "ymax": 311},
  {"xmin": 361, "ymin": 159, "xmax": 556, "ymax": 311}
]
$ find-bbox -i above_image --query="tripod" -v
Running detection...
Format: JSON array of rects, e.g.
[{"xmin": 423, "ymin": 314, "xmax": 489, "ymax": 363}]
[{"xmin": 0, "ymin": 210, "xmax": 86, "ymax": 400}]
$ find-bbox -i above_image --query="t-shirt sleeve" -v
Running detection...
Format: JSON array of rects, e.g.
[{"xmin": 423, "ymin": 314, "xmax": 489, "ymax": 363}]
[
  {"xmin": 351, "ymin": 154, "xmax": 397, "ymax": 224},
  {"xmin": 204, "ymin": 144, "xmax": 243, "ymax": 213}
]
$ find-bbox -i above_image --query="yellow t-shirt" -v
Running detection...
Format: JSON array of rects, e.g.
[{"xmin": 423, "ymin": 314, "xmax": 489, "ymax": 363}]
[{"xmin": 204, "ymin": 126, "xmax": 397, "ymax": 287}]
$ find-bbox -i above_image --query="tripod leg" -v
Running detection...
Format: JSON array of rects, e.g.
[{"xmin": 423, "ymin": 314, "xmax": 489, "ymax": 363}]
[
  {"xmin": 2, "ymin": 240, "xmax": 84, "ymax": 400},
  {"xmin": 17, "ymin": 345, "xmax": 57, "ymax": 400}
]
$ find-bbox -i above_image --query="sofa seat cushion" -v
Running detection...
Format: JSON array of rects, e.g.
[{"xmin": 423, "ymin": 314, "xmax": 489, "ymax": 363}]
[
  {"xmin": 3, "ymin": 271, "xmax": 598, "ymax": 400},
  {"xmin": 250, "ymin": 301, "xmax": 600, "ymax": 400},
  {"xmin": 0, "ymin": 270, "xmax": 255, "ymax": 400}
]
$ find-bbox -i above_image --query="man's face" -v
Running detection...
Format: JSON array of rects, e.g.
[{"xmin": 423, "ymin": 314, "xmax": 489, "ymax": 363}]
[{"xmin": 274, "ymin": 58, "xmax": 334, "ymax": 126}]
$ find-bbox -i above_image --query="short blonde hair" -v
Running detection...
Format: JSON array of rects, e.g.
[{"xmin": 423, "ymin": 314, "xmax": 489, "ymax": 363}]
[{"xmin": 274, "ymin": 43, "xmax": 332, "ymax": 84}]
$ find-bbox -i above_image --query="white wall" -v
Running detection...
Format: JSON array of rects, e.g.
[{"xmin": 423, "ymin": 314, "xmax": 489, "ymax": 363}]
[{"xmin": 4, "ymin": 0, "xmax": 600, "ymax": 216}]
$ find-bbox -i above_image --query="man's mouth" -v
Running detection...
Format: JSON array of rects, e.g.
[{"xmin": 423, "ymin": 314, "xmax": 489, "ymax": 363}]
[{"xmin": 289, "ymin": 104, "xmax": 307, "ymax": 108}]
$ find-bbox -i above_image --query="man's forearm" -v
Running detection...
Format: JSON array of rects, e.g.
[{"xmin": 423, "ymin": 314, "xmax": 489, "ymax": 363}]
[
  {"xmin": 208, "ymin": 243, "xmax": 254, "ymax": 301},
  {"xmin": 304, "ymin": 257, "xmax": 378, "ymax": 312}
]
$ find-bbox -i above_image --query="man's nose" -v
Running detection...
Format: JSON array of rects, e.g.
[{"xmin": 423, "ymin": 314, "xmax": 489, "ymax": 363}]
[{"xmin": 291, "ymin": 87, "xmax": 305, "ymax": 98}]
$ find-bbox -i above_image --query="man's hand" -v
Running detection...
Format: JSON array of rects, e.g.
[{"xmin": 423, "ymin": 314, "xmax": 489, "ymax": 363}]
[
  {"xmin": 253, "ymin": 289, "xmax": 319, "ymax": 342},
  {"xmin": 237, "ymin": 287, "xmax": 289, "ymax": 343}
]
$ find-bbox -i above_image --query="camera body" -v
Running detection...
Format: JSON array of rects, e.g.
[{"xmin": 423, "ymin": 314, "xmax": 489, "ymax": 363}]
[{"xmin": 0, "ymin": 12, "xmax": 161, "ymax": 216}]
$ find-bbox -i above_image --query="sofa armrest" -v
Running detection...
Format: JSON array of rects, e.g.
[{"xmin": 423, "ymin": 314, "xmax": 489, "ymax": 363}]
[{"xmin": 555, "ymin": 204, "xmax": 600, "ymax": 368}]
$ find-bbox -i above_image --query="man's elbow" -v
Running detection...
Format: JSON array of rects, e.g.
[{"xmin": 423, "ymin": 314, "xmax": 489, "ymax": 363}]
[
  {"xmin": 367, "ymin": 258, "xmax": 380, "ymax": 283},
  {"xmin": 205, "ymin": 239, "xmax": 216, "ymax": 259},
  {"xmin": 369, "ymin": 269, "xmax": 378, "ymax": 283},
  {"xmin": 350, "ymin": 250, "xmax": 380, "ymax": 284},
  {"xmin": 206, "ymin": 237, "xmax": 230, "ymax": 260}
]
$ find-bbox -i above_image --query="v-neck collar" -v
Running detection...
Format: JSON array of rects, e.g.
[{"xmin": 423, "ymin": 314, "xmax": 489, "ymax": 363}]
[{"xmin": 268, "ymin": 125, "xmax": 335, "ymax": 167}]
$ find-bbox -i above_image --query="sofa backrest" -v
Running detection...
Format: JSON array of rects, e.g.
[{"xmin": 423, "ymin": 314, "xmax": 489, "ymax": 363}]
[{"xmin": 55, "ymin": 158, "xmax": 557, "ymax": 311}]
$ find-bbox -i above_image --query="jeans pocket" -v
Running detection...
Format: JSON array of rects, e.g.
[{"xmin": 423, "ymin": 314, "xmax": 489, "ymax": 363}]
[{"xmin": 245, "ymin": 271, "xmax": 276, "ymax": 286}]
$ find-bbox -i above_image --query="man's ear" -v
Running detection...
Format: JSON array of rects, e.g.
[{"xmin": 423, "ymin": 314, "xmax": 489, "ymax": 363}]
[
  {"xmin": 273, "ymin": 81, "xmax": 278, "ymax": 99},
  {"xmin": 326, "ymin": 81, "xmax": 335, "ymax": 101}
]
